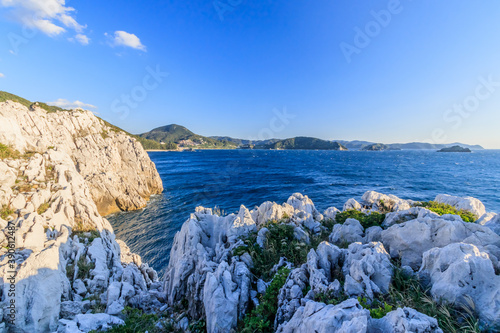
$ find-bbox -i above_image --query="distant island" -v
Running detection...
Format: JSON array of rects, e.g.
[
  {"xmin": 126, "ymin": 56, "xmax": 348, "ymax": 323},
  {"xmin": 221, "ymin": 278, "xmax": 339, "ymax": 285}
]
[
  {"xmin": 361, "ymin": 143, "xmax": 401, "ymax": 151},
  {"xmin": 135, "ymin": 123, "xmax": 484, "ymax": 152},
  {"xmin": 437, "ymin": 145, "xmax": 472, "ymax": 153},
  {"xmin": 258, "ymin": 136, "xmax": 347, "ymax": 150}
]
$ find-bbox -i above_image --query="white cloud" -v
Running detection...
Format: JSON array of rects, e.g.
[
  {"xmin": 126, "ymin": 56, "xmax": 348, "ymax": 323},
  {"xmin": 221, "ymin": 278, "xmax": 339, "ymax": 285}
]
[
  {"xmin": 0, "ymin": 73, "xmax": 4, "ymax": 78},
  {"xmin": 47, "ymin": 98, "xmax": 96, "ymax": 110},
  {"xmin": 1, "ymin": 0, "xmax": 86, "ymax": 37},
  {"xmin": 74, "ymin": 33, "xmax": 89, "ymax": 45},
  {"xmin": 108, "ymin": 31, "xmax": 146, "ymax": 51}
]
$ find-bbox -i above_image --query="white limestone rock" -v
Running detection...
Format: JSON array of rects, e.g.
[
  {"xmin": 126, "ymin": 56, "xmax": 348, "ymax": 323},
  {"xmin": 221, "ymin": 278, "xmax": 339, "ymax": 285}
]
[
  {"xmin": 477, "ymin": 213, "xmax": 500, "ymax": 236},
  {"xmin": 323, "ymin": 206, "xmax": 340, "ymax": 220},
  {"xmin": 343, "ymin": 198, "xmax": 362, "ymax": 211},
  {"xmin": 74, "ymin": 313, "xmax": 124, "ymax": 332},
  {"xmin": 371, "ymin": 307, "xmax": 443, "ymax": 333},
  {"xmin": 329, "ymin": 218, "xmax": 364, "ymax": 245},
  {"xmin": 277, "ymin": 299, "xmax": 371, "ymax": 333},
  {"xmin": 361, "ymin": 191, "xmax": 412, "ymax": 212},
  {"xmin": 434, "ymin": 194, "xmax": 486, "ymax": 218},
  {"xmin": 418, "ymin": 243, "xmax": 500, "ymax": 325},
  {"xmin": 0, "ymin": 100, "xmax": 163, "ymax": 215},
  {"xmin": 381, "ymin": 216, "xmax": 500, "ymax": 269},
  {"xmin": 342, "ymin": 242, "xmax": 392, "ymax": 299}
]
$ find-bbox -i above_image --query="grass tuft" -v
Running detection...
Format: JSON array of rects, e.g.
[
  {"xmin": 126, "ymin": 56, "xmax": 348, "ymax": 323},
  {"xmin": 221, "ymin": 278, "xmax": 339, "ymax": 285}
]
[
  {"xmin": 335, "ymin": 209, "xmax": 386, "ymax": 228},
  {"xmin": 416, "ymin": 201, "xmax": 477, "ymax": 222}
]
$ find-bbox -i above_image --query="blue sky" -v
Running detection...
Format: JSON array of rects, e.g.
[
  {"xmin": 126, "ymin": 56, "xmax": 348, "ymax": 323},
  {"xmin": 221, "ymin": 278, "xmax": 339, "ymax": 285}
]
[{"xmin": 1, "ymin": 0, "xmax": 499, "ymax": 148}]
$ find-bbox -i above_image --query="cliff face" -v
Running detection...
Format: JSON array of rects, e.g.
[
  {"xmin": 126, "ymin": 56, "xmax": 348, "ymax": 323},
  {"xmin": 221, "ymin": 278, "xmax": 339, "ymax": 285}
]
[
  {"xmin": 0, "ymin": 100, "xmax": 165, "ymax": 332},
  {"xmin": 0, "ymin": 100, "xmax": 163, "ymax": 215}
]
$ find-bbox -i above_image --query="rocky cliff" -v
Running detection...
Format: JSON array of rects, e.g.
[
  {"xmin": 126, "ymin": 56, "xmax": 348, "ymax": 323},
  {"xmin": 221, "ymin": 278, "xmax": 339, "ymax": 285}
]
[
  {"xmin": 164, "ymin": 191, "xmax": 500, "ymax": 332},
  {"xmin": 0, "ymin": 100, "xmax": 163, "ymax": 215},
  {"xmin": 0, "ymin": 99, "xmax": 165, "ymax": 332}
]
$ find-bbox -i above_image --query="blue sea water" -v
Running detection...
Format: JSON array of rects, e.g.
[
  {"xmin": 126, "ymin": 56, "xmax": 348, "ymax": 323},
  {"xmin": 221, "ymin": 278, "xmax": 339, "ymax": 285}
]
[{"xmin": 108, "ymin": 149, "xmax": 500, "ymax": 275}]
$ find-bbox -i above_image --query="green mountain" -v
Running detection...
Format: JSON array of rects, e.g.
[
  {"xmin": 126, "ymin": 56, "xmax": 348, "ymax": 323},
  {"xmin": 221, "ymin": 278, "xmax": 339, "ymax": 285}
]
[
  {"xmin": 139, "ymin": 124, "xmax": 237, "ymax": 149},
  {"xmin": 259, "ymin": 137, "xmax": 348, "ymax": 150}
]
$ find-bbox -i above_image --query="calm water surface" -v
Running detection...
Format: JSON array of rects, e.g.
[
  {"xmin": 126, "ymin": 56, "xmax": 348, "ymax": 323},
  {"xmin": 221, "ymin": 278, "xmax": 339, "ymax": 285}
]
[{"xmin": 108, "ymin": 149, "xmax": 500, "ymax": 275}]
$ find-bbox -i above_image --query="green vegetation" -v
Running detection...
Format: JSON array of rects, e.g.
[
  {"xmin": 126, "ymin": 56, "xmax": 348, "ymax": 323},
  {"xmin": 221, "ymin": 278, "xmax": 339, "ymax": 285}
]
[
  {"xmin": 358, "ymin": 296, "xmax": 393, "ymax": 319},
  {"xmin": 188, "ymin": 320, "xmax": 206, "ymax": 333},
  {"xmin": 417, "ymin": 201, "xmax": 477, "ymax": 222},
  {"xmin": 261, "ymin": 136, "xmax": 347, "ymax": 150},
  {"xmin": 239, "ymin": 267, "xmax": 290, "ymax": 333},
  {"xmin": 235, "ymin": 222, "xmax": 309, "ymax": 280},
  {"xmin": 381, "ymin": 265, "xmax": 482, "ymax": 333},
  {"xmin": 0, "ymin": 143, "xmax": 21, "ymax": 159},
  {"xmin": 37, "ymin": 202, "xmax": 50, "ymax": 215},
  {"xmin": 335, "ymin": 210, "xmax": 386, "ymax": 228},
  {"xmin": 0, "ymin": 91, "xmax": 68, "ymax": 113},
  {"xmin": 1, "ymin": 204, "xmax": 14, "ymax": 219},
  {"xmin": 76, "ymin": 255, "xmax": 96, "ymax": 280},
  {"xmin": 0, "ymin": 91, "xmax": 32, "ymax": 108},
  {"xmin": 66, "ymin": 263, "xmax": 75, "ymax": 280},
  {"xmin": 90, "ymin": 307, "xmax": 181, "ymax": 333},
  {"xmin": 138, "ymin": 124, "xmax": 238, "ymax": 149}
]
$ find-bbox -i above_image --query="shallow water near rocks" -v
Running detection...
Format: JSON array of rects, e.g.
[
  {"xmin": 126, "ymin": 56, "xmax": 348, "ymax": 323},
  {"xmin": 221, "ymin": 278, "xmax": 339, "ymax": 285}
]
[{"xmin": 108, "ymin": 149, "xmax": 500, "ymax": 275}]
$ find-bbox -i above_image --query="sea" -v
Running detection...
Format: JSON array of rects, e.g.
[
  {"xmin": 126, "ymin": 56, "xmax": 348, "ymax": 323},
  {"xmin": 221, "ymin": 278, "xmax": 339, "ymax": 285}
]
[{"xmin": 107, "ymin": 149, "xmax": 500, "ymax": 275}]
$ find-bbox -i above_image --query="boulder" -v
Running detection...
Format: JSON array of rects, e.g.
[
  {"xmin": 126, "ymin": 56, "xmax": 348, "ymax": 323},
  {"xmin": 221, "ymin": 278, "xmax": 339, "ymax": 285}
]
[
  {"xmin": 371, "ymin": 307, "xmax": 443, "ymax": 333},
  {"xmin": 329, "ymin": 218, "xmax": 364, "ymax": 246},
  {"xmin": 418, "ymin": 243, "xmax": 500, "ymax": 325},
  {"xmin": 434, "ymin": 194, "xmax": 485, "ymax": 218},
  {"xmin": 277, "ymin": 299, "xmax": 371, "ymax": 333},
  {"xmin": 361, "ymin": 191, "xmax": 411, "ymax": 212},
  {"xmin": 343, "ymin": 242, "xmax": 392, "ymax": 299},
  {"xmin": 381, "ymin": 217, "xmax": 500, "ymax": 269},
  {"xmin": 343, "ymin": 198, "xmax": 362, "ymax": 211}
]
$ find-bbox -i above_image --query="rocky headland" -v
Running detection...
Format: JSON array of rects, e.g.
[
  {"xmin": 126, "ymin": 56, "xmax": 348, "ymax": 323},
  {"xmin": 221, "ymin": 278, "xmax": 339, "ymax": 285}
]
[
  {"xmin": 0, "ymin": 98, "xmax": 164, "ymax": 332},
  {"xmin": 1, "ymin": 97, "xmax": 500, "ymax": 332}
]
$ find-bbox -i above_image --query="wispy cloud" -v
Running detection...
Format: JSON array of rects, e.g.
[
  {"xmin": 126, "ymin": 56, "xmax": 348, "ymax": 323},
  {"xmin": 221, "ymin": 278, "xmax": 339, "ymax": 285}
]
[
  {"xmin": 106, "ymin": 30, "xmax": 146, "ymax": 51},
  {"xmin": 68, "ymin": 33, "xmax": 90, "ymax": 45},
  {"xmin": 0, "ymin": 0, "xmax": 87, "ymax": 39},
  {"xmin": 47, "ymin": 98, "xmax": 96, "ymax": 110}
]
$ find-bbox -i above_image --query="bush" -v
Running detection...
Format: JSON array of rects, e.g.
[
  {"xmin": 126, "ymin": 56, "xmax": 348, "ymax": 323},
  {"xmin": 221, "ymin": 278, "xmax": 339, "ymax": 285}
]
[
  {"xmin": 76, "ymin": 255, "xmax": 95, "ymax": 280},
  {"xmin": 236, "ymin": 222, "xmax": 308, "ymax": 280},
  {"xmin": 417, "ymin": 201, "xmax": 477, "ymax": 222},
  {"xmin": 358, "ymin": 296, "xmax": 393, "ymax": 319},
  {"xmin": 335, "ymin": 210, "xmax": 386, "ymax": 228},
  {"xmin": 91, "ymin": 307, "xmax": 162, "ymax": 333},
  {"xmin": 239, "ymin": 267, "xmax": 290, "ymax": 333}
]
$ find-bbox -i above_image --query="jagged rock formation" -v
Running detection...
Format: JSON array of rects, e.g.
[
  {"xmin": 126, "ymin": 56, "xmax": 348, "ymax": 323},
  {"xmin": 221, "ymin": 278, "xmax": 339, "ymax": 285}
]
[
  {"xmin": 0, "ymin": 100, "xmax": 163, "ymax": 215},
  {"xmin": 0, "ymin": 100, "xmax": 164, "ymax": 332},
  {"xmin": 164, "ymin": 190, "xmax": 500, "ymax": 332}
]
